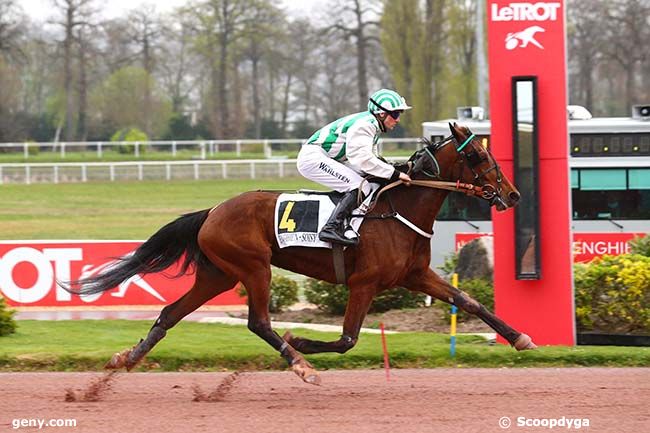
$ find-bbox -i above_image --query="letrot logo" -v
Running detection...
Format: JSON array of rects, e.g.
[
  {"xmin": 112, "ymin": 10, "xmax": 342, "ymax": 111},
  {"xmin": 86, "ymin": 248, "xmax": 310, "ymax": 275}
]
[
  {"xmin": 505, "ymin": 25, "xmax": 545, "ymax": 50},
  {"xmin": 491, "ymin": 2, "xmax": 561, "ymax": 21}
]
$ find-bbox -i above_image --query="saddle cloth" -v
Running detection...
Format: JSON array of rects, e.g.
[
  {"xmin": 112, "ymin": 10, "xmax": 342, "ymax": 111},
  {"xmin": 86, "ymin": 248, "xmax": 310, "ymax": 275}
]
[{"xmin": 274, "ymin": 186, "xmax": 378, "ymax": 249}]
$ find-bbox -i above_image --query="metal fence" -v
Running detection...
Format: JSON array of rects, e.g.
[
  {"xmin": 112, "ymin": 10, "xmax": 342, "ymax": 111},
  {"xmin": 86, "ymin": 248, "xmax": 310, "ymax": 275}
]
[
  {"xmin": 0, "ymin": 159, "xmax": 308, "ymax": 184},
  {"xmin": 0, "ymin": 137, "xmax": 420, "ymax": 184},
  {"xmin": 0, "ymin": 137, "xmax": 422, "ymax": 160}
]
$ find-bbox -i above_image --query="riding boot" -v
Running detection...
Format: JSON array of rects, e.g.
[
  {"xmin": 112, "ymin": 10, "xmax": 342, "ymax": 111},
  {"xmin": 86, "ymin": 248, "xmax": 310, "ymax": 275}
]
[{"xmin": 319, "ymin": 189, "xmax": 359, "ymax": 246}]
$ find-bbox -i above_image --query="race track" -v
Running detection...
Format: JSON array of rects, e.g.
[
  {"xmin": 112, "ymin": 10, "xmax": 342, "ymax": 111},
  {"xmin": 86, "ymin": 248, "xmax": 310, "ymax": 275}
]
[{"xmin": 1, "ymin": 368, "xmax": 648, "ymax": 433}]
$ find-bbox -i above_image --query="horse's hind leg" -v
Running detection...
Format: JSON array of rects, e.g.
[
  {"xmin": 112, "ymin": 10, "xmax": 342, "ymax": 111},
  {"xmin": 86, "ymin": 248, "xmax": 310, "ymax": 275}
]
[
  {"xmin": 404, "ymin": 268, "xmax": 536, "ymax": 350},
  {"xmin": 106, "ymin": 263, "xmax": 237, "ymax": 370}
]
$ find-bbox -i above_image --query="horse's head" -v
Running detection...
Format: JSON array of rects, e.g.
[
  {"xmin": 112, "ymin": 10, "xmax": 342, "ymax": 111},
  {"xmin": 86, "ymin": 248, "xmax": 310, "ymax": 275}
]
[{"xmin": 408, "ymin": 122, "xmax": 520, "ymax": 211}]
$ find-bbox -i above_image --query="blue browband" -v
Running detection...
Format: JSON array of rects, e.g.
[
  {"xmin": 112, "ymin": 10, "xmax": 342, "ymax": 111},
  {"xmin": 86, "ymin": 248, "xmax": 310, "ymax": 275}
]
[{"xmin": 456, "ymin": 134, "xmax": 475, "ymax": 152}]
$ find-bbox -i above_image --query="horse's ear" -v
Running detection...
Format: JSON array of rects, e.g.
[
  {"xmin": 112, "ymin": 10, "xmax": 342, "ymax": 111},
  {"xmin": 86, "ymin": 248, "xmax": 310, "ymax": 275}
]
[{"xmin": 449, "ymin": 122, "xmax": 460, "ymax": 137}]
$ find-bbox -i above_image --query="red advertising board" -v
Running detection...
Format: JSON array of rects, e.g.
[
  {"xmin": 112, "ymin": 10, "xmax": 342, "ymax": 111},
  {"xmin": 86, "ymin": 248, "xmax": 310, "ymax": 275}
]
[
  {"xmin": 487, "ymin": 1, "xmax": 574, "ymax": 345},
  {"xmin": 456, "ymin": 233, "xmax": 645, "ymax": 263},
  {"xmin": 0, "ymin": 241, "xmax": 245, "ymax": 307}
]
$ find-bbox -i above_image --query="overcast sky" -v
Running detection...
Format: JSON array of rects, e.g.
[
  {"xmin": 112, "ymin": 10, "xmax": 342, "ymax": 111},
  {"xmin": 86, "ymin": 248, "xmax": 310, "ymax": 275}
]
[{"xmin": 20, "ymin": 0, "xmax": 321, "ymax": 23}]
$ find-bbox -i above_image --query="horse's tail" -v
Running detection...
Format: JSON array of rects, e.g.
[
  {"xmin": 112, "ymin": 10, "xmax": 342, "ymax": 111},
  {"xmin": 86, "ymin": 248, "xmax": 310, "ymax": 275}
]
[{"xmin": 64, "ymin": 209, "xmax": 211, "ymax": 296}]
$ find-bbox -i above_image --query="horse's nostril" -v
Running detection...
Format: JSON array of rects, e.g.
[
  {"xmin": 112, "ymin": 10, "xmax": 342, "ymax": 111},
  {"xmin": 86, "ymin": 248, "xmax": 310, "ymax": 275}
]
[{"xmin": 509, "ymin": 191, "xmax": 521, "ymax": 202}]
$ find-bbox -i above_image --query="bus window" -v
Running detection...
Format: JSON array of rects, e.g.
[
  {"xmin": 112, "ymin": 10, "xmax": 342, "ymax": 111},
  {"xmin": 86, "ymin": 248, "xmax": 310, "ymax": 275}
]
[{"xmin": 571, "ymin": 168, "xmax": 650, "ymax": 220}]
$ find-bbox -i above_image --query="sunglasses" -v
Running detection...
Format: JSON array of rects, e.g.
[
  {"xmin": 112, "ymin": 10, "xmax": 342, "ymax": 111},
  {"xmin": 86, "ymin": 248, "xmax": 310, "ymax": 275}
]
[{"xmin": 387, "ymin": 110, "xmax": 403, "ymax": 120}]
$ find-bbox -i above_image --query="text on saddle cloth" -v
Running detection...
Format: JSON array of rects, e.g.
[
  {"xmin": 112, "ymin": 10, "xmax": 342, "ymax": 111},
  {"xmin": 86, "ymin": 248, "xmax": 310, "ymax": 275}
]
[{"xmin": 274, "ymin": 185, "xmax": 379, "ymax": 249}]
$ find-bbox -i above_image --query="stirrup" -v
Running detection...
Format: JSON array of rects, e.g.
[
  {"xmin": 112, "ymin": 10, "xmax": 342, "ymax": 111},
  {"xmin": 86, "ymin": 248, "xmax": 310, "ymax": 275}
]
[{"xmin": 319, "ymin": 227, "xmax": 358, "ymax": 246}]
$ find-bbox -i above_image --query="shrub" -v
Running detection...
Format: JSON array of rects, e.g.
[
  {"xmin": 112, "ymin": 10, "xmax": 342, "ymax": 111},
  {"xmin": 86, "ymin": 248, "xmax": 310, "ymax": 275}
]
[
  {"xmin": 629, "ymin": 234, "xmax": 650, "ymax": 256},
  {"xmin": 111, "ymin": 127, "xmax": 148, "ymax": 154},
  {"xmin": 267, "ymin": 275, "xmax": 299, "ymax": 313},
  {"xmin": 574, "ymin": 254, "xmax": 650, "ymax": 334},
  {"xmin": 304, "ymin": 279, "xmax": 349, "ymax": 315},
  {"xmin": 304, "ymin": 278, "xmax": 426, "ymax": 315},
  {"xmin": 238, "ymin": 274, "xmax": 299, "ymax": 313},
  {"xmin": 0, "ymin": 297, "xmax": 16, "ymax": 336}
]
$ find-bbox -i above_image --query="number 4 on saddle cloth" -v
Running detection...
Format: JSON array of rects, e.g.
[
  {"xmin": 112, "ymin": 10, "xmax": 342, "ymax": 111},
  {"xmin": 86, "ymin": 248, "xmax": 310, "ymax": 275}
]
[{"xmin": 274, "ymin": 185, "xmax": 380, "ymax": 249}]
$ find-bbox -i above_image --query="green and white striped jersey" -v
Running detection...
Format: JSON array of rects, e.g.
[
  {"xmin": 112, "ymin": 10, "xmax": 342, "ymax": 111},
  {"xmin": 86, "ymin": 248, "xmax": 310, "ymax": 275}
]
[{"xmin": 305, "ymin": 111, "xmax": 395, "ymax": 179}]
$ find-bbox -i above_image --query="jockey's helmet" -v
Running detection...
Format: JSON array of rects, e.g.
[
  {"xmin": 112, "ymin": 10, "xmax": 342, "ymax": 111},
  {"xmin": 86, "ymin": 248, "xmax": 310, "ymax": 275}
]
[{"xmin": 367, "ymin": 89, "xmax": 412, "ymax": 115}]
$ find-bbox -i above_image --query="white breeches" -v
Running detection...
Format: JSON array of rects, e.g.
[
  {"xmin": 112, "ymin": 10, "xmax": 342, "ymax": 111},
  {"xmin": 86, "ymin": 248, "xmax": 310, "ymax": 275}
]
[{"xmin": 296, "ymin": 145, "xmax": 373, "ymax": 196}]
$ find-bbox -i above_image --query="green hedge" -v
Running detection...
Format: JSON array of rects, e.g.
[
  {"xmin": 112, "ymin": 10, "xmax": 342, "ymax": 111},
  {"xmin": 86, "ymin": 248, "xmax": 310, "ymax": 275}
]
[
  {"xmin": 0, "ymin": 297, "xmax": 16, "ymax": 337},
  {"xmin": 238, "ymin": 274, "xmax": 299, "ymax": 313},
  {"xmin": 111, "ymin": 127, "xmax": 148, "ymax": 154},
  {"xmin": 304, "ymin": 279, "xmax": 425, "ymax": 315},
  {"xmin": 575, "ymin": 254, "xmax": 650, "ymax": 334}
]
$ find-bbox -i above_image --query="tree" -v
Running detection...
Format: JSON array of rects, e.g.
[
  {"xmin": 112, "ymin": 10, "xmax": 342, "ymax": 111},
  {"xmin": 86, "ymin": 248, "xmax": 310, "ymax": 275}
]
[
  {"xmin": 567, "ymin": 0, "xmax": 607, "ymax": 112},
  {"xmin": 158, "ymin": 15, "xmax": 202, "ymax": 113},
  {"xmin": 127, "ymin": 4, "xmax": 161, "ymax": 137},
  {"xmin": 601, "ymin": 0, "xmax": 650, "ymax": 111},
  {"xmin": 240, "ymin": 0, "xmax": 285, "ymax": 138},
  {"xmin": 90, "ymin": 66, "xmax": 172, "ymax": 139},
  {"xmin": 326, "ymin": 0, "xmax": 382, "ymax": 111},
  {"xmin": 380, "ymin": 0, "xmax": 422, "ymax": 135},
  {"xmin": 51, "ymin": 0, "xmax": 97, "ymax": 142},
  {"xmin": 185, "ymin": 0, "xmax": 251, "ymax": 139},
  {"xmin": 0, "ymin": 0, "xmax": 26, "ymax": 62}
]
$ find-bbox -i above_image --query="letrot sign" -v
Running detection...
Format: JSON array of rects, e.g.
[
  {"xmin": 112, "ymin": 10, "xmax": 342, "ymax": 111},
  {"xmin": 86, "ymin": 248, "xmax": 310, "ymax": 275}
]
[
  {"xmin": 0, "ymin": 241, "xmax": 244, "ymax": 307},
  {"xmin": 487, "ymin": 0, "xmax": 575, "ymax": 345}
]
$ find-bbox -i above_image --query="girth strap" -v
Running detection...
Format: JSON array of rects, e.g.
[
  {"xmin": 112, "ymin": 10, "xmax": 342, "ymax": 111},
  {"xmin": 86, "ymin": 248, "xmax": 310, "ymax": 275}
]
[{"xmin": 332, "ymin": 245, "xmax": 347, "ymax": 284}]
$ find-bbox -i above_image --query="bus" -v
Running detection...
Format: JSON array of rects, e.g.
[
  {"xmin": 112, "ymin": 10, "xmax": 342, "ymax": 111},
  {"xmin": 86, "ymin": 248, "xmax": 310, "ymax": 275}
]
[{"xmin": 421, "ymin": 107, "xmax": 650, "ymax": 269}]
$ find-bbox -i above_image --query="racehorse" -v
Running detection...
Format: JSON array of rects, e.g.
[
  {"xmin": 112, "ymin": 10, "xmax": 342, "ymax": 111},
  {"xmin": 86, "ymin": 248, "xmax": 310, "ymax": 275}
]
[{"xmin": 66, "ymin": 122, "xmax": 536, "ymax": 385}]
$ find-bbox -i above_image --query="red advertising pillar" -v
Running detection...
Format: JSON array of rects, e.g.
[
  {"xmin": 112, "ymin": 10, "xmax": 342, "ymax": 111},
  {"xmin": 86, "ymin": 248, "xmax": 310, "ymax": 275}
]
[{"xmin": 487, "ymin": 1, "xmax": 575, "ymax": 345}]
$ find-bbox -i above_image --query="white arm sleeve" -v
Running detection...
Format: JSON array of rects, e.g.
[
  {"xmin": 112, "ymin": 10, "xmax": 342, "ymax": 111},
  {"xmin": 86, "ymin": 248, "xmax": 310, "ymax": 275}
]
[{"xmin": 345, "ymin": 121, "xmax": 396, "ymax": 179}]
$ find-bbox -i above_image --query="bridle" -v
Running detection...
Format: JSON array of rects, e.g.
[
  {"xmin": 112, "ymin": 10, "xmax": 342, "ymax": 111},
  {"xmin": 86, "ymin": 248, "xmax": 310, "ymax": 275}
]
[{"xmin": 406, "ymin": 133, "xmax": 505, "ymax": 204}]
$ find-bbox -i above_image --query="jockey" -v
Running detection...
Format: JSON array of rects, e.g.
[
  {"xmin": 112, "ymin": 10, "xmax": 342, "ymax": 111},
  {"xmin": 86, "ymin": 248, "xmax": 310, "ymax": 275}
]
[{"xmin": 297, "ymin": 88, "xmax": 412, "ymax": 246}]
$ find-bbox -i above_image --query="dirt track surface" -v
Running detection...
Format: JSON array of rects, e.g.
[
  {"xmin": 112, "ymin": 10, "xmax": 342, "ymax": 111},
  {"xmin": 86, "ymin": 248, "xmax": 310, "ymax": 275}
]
[{"xmin": 1, "ymin": 368, "xmax": 648, "ymax": 433}]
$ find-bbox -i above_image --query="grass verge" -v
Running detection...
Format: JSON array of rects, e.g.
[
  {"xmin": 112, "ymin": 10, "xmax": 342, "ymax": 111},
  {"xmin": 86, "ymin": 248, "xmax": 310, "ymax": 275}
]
[{"xmin": 1, "ymin": 321, "xmax": 648, "ymax": 371}]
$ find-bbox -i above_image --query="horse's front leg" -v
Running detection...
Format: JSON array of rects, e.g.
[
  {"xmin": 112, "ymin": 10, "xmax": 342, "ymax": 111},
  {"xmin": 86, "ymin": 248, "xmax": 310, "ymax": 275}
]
[
  {"xmin": 404, "ymin": 268, "xmax": 536, "ymax": 350},
  {"xmin": 283, "ymin": 283, "xmax": 375, "ymax": 355}
]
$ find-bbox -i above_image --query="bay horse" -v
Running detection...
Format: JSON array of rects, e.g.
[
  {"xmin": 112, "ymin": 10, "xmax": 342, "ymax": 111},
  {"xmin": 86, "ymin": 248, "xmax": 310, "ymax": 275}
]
[{"xmin": 66, "ymin": 122, "xmax": 536, "ymax": 385}]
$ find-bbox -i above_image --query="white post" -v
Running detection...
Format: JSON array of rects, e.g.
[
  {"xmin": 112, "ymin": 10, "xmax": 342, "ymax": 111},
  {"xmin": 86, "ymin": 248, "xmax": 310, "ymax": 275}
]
[
  {"xmin": 194, "ymin": 163, "xmax": 199, "ymax": 180},
  {"xmin": 251, "ymin": 161, "xmax": 255, "ymax": 179},
  {"xmin": 23, "ymin": 142, "xmax": 29, "ymax": 159},
  {"xmin": 0, "ymin": 166, "xmax": 3, "ymax": 184},
  {"xmin": 25, "ymin": 165, "xmax": 30, "ymax": 185},
  {"xmin": 172, "ymin": 141, "xmax": 177, "ymax": 157},
  {"xmin": 81, "ymin": 165, "xmax": 87, "ymax": 182},
  {"xmin": 200, "ymin": 141, "xmax": 206, "ymax": 160},
  {"xmin": 138, "ymin": 163, "xmax": 143, "ymax": 181},
  {"xmin": 110, "ymin": 164, "xmax": 115, "ymax": 182},
  {"xmin": 135, "ymin": 142, "xmax": 140, "ymax": 158},
  {"xmin": 97, "ymin": 142, "xmax": 103, "ymax": 158},
  {"xmin": 279, "ymin": 161, "xmax": 284, "ymax": 178},
  {"xmin": 53, "ymin": 165, "xmax": 59, "ymax": 184},
  {"xmin": 61, "ymin": 142, "xmax": 66, "ymax": 158},
  {"xmin": 236, "ymin": 140, "xmax": 241, "ymax": 157},
  {"xmin": 166, "ymin": 164, "xmax": 171, "ymax": 181},
  {"xmin": 263, "ymin": 139, "xmax": 271, "ymax": 158},
  {"xmin": 222, "ymin": 162, "xmax": 227, "ymax": 179}
]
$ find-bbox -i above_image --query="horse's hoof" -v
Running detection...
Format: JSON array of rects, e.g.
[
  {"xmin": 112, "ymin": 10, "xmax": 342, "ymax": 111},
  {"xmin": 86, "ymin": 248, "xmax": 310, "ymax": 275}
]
[
  {"xmin": 291, "ymin": 360, "xmax": 322, "ymax": 386},
  {"xmin": 104, "ymin": 349, "xmax": 129, "ymax": 369},
  {"xmin": 514, "ymin": 333, "xmax": 537, "ymax": 351},
  {"xmin": 292, "ymin": 365, "xmax": 322, "ymax": 386}
]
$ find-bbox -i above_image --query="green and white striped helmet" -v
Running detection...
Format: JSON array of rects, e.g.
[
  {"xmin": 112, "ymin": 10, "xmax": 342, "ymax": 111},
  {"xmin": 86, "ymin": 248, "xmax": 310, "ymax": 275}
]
[{"xmin": 367, "ymin": 89, "xmax": 412, "ymax": 114}]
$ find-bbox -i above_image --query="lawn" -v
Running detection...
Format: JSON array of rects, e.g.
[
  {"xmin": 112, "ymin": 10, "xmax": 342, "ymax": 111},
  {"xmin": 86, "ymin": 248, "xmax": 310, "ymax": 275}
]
[
  {"xmin": 0, "ymin": 178, "xmax": 322, "ymax": 239},
  {"xmin": 1, "ymin": 321, "xmax": 648, "ymax": 371}
]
